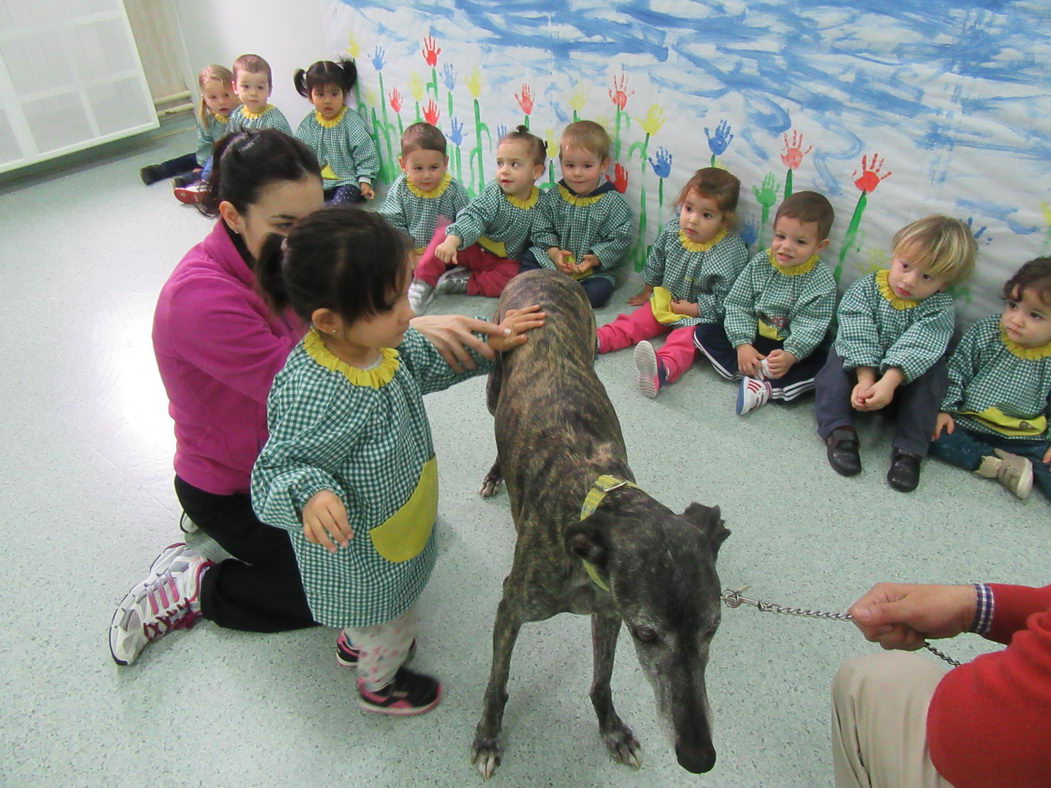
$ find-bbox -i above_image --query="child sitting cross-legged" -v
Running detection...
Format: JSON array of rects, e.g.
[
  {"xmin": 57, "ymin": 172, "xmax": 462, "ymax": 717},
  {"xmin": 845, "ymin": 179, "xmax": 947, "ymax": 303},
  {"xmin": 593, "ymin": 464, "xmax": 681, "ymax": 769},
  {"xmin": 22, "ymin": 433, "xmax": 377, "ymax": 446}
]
[
  {"xmin": 930, "ymin": 257, "xmax": 1051, "ymax": 502},
  {"xmin": 595, "ymin": 167, "xmax": 748, "ymax": 398},
  {"xmin": 815, "ymin": 215, "xmax": 977, "ymax": 493},
  {"xmin": 700, "ymin": 191, "xmax": 837, "ymax": 415}
]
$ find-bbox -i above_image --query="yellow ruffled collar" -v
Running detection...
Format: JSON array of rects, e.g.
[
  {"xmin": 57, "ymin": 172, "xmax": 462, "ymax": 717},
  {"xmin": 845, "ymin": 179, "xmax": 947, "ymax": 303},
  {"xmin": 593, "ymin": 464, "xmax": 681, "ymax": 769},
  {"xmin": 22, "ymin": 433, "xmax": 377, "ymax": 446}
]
[
  {"xmin": 768, "ymin": 249, "xmax": 819, "ymax": 276},
  {"xmin": 314, "ymin": 107, "xmax": 347, "ymax": 128},
  {"xmin": 504, "ymin": 186, "xmax": 539, "ymax": 209},
  {"xmin": 558, "ymin": 183, "xmax": 603, "ymax": 207},
  {"xmin": 238, "ymin": 104, "xmax": 275, "ymax": 121},
  {"xmin": 212, "ymin": 112, "xmax": 229, "ymax": 124},
  {"xmin": 304, "ymin": 329, "xmax": 400, "ymax": 389},
  {"xmin": 679, "ymin": 227, "xmax": 727, "ymax": 253},
  {"xmin": 1001, "ymin": 328, "xmax": 1051, "ymax": 360},
  {"xmin": 406, "ymin": 172, "xmax": 452, "ymax": 199},
  {"xmin": 876, "ymin": 269, "xmax": 920, "ymax": 310}
]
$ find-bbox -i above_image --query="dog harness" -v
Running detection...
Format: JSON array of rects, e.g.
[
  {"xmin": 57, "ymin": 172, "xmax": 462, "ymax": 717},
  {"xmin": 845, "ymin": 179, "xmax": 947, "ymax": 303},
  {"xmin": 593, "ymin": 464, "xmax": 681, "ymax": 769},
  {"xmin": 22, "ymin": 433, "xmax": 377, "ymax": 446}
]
[{"xmin": 578, "ymin": 475, "xmax": 639, "ymax": 592}]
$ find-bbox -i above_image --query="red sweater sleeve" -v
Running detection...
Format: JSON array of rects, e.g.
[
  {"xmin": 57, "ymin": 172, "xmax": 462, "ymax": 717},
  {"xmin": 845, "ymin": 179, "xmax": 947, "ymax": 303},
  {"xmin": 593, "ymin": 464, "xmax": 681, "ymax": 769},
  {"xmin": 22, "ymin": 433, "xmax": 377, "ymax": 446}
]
[{"xmin": 926, "ymin": 583, "xmax": 1051, "ymax": 788}]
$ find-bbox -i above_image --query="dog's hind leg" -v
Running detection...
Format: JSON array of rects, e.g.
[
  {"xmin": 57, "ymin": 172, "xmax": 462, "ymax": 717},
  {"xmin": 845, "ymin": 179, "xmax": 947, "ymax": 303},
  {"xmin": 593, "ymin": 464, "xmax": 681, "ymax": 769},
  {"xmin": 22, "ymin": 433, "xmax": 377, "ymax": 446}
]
[
  {"xmin": 471, "ymin": 596, "xmax": 521, "ymax": 779},
  {"xmin": 479, "ymin": 456, "xmax": 503, "ymax": 498},
  {"xmin": 591, "ymin": 611, "xmax": 641, "ymax": 768}
]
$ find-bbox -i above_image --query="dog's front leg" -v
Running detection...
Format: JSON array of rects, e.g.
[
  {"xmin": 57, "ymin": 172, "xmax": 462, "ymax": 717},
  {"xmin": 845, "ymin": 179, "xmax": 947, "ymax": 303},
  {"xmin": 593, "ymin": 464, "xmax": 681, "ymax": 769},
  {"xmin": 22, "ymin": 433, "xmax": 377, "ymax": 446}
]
[
  {"xmin": 478, "ymin": 456, "xmax": 502, "ymax": 498},
  {"xmin": 471, "ymin": 595, "xmax": 521, "ymax": 779},
  {"xmin": 591, "ymin": 611, "xmax": 641, "ymax": 768}
]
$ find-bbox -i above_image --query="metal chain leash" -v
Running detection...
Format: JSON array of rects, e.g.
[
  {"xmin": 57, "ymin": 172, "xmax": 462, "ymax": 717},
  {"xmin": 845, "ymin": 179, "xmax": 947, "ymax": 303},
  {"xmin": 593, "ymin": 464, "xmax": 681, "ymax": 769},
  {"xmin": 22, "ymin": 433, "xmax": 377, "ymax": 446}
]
[{"xmin": 721, "ymin": 586, "xmax": 962, "ymax": 667}]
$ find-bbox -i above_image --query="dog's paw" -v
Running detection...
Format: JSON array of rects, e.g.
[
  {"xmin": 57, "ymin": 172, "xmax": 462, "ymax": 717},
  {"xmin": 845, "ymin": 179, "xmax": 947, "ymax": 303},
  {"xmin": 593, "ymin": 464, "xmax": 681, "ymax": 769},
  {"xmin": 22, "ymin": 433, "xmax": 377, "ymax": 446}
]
[
  {"xmin": 478, "ymin": 473, "xmax": 503, "ymax": 498},
  {"xmin": 470, "ymin": 737, "xmax": 502, "ymax": 780},
  {"xmin": 602, "ymin": 723, "xmax": 642, "ymax": 769}
]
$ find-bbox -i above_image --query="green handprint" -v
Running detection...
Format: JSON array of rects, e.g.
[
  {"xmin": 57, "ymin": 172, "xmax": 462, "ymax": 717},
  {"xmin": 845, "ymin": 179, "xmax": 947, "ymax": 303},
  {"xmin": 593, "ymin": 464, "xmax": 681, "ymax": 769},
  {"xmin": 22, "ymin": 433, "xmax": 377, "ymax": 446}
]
[{"xmin": 752, "ymin": 173, "xmax": 780, "ymax": 249}]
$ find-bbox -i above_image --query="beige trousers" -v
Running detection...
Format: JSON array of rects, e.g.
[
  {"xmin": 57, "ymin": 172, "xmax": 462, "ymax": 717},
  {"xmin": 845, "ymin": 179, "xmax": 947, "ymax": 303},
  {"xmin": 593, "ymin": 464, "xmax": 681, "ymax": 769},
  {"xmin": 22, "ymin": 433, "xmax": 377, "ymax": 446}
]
[{"xmin": 832, "ymin": 651, "xmax": 954, "ymax": 788}]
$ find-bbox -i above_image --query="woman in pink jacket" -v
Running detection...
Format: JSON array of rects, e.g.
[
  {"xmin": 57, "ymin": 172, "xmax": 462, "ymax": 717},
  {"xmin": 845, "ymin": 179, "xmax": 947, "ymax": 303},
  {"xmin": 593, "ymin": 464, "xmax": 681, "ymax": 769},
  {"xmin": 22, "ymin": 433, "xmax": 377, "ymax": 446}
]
[{"xmin": 109, "ymin": 129, "xmax": 510, "ymax": 666}]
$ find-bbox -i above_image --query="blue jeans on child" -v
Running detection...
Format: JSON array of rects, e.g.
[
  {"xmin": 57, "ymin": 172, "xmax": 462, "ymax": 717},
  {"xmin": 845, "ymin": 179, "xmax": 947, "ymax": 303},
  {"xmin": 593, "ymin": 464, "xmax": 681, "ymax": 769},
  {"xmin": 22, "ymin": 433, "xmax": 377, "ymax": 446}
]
[
  {"xmin": 325, "ymin": 184, "xmax": 365, "ymax": 205},
  {"xmin": 519, "ymin": 250, "xmax": 614, "ymax": 308},
  {"xmin": 929, "ymin": 426, "xmax": 1051, "ymax": 501}
]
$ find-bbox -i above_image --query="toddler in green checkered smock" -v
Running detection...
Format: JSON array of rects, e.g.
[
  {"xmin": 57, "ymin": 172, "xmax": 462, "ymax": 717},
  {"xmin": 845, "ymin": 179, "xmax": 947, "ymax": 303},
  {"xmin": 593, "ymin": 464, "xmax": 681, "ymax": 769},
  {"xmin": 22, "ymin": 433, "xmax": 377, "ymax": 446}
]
[
  {"xmin": 250, "ymin": 207, "xmax": 544, "ymax": 717},
  {"xmin": 930, "ymin": 258, "xmax": 1051, "ymax": 502}
]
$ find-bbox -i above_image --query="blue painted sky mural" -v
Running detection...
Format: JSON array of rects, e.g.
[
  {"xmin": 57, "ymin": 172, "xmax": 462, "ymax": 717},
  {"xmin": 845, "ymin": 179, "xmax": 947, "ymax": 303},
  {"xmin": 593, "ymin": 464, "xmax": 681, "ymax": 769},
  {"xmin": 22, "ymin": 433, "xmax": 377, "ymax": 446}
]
[{"xmin": 322, "ymin": 0, "xmax": 1051, "ymax": 320}]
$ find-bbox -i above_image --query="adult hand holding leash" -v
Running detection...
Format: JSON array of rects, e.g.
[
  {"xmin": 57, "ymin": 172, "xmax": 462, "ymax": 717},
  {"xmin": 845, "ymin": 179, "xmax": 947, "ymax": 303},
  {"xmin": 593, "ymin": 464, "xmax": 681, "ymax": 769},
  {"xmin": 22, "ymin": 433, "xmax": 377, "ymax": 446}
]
[{"xmin": 849, "ymin": 583, "xmax": 977, "ymax": 651}]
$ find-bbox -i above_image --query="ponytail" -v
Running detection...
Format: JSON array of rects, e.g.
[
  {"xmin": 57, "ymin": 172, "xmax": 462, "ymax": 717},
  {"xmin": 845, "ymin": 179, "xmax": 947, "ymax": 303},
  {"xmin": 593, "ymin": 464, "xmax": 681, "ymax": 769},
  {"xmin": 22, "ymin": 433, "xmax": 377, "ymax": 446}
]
[
  {"xmin": 256, "ymin": 232, "xmax": 291, "ymax": 313},
  {"xmin": 295, "ymin": 59, "xmax": 357, "ymax": 99},
  {"xmin": 293, "ymin": 68, "xmax": 309, "ymax": 99}
]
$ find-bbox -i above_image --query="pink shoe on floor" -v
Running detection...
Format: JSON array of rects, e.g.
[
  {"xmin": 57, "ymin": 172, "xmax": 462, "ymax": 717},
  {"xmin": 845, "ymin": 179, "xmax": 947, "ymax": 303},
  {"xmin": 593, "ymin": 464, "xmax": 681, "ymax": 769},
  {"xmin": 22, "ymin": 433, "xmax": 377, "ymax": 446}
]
[{"xmin": 357, "ymin": 668, "xmax": 442, "ymax": 716}]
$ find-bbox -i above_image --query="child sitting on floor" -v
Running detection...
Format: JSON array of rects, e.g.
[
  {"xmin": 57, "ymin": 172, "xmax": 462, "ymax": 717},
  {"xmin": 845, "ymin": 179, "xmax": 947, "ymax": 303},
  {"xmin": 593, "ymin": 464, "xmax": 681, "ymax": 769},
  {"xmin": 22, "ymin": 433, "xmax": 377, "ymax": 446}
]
[{"xmin": 930, "ymin": 257, "xmax": 1051, "ymax": 502}]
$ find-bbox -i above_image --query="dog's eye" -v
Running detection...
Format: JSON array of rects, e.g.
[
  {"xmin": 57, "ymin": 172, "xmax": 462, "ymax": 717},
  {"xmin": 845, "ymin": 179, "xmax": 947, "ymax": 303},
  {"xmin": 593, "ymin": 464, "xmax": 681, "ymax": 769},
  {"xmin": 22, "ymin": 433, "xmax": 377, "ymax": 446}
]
[{"xmin": 633, "ymin": 626, "xmax": 658, "ymax": 643}]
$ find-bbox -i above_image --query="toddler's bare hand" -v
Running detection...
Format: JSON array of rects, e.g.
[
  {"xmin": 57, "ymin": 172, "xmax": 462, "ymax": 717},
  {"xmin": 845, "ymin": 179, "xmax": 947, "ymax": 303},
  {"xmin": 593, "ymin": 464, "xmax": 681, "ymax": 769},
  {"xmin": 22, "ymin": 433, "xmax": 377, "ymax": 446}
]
[{"xmin": 303, "ymin": 490, "xmax": 353, "ymax": 553}]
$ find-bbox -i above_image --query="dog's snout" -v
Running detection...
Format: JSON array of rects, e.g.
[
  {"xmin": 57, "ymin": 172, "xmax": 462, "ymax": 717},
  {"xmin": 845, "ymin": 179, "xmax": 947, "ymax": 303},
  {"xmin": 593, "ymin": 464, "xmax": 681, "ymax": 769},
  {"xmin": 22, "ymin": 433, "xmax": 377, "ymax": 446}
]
[{"xmin": 676, "ymin": 742, "xmax": 716, "ymax": 774}]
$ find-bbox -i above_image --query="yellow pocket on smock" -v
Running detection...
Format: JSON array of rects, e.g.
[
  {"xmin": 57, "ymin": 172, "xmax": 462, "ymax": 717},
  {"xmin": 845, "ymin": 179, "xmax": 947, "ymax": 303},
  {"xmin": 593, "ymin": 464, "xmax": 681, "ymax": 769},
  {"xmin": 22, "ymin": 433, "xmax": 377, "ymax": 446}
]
[
  {"xmin": 369, "ymin": 457, "xmax": 438, "ymax": 563},
  {"xmin": 649, "ymin": 286, "xmax": 685, "ymax": 324}
]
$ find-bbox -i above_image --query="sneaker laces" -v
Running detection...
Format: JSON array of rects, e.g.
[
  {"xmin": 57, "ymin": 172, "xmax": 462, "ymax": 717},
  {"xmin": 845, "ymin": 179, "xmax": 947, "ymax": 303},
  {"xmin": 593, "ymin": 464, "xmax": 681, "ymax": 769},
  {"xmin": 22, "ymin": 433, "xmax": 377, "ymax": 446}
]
[{"xmin": 139, "ymin": 562, "xmax": 203, "ymax": 641}]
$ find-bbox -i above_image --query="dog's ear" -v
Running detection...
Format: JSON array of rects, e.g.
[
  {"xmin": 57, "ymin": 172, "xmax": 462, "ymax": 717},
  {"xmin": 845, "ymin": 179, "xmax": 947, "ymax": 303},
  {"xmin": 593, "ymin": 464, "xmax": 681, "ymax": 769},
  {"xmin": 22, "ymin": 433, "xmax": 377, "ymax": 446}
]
[
  {"xmin": 564, "ymin": 520, "xmax": 608, "ymax": 569},
  {"xmin": 683, "ymin": 503, "xmax": 730, "ymax": 555}
]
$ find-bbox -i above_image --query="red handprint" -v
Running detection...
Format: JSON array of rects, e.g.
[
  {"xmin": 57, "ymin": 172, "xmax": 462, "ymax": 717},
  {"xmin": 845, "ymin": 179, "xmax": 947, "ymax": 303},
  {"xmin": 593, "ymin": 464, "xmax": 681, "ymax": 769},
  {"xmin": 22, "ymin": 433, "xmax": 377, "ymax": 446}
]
[
  {"xmin": 606, "ymin": 163, "xmax": 629, "ymax": 193},
  {"xmin": 423, "ymin": 99, "xmax": 440, "ymax": 126},
  {"xmin": 515, "ymin": 84, "xmax": 534, "ymax": 115},
  {"xmin": 780, "ymin": 130, "xmax": 813, "ymax": 170},
  {"xmin": 608, "ymin": 73, "xmax": 633, "ymax": 111},
  {"xmin": 422, "ymin": 36, "xmax": 441, "ymax": 67},
  {"xmin": 853, "ymin": 153, "xmax": 893, "ymax": 193},
  {"xmin": 388, "ymin": 88, "xmax": 402, "ymax": 114}
]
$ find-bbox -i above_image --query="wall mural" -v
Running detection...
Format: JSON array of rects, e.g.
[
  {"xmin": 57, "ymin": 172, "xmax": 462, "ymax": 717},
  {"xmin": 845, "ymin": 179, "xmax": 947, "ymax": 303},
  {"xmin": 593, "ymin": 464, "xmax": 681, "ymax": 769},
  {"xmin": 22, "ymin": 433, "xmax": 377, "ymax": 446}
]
[{"xmin": 321, "ymin": 0, "xmax": 1051, "ymax": 323}]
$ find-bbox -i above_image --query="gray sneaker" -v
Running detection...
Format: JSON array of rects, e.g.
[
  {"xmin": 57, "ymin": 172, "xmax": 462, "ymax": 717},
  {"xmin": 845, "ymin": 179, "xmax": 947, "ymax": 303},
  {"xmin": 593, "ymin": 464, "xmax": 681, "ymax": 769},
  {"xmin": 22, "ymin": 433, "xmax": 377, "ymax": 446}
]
[
  {"xmin": 435, "ymin": 266, "xmax": 470, "ymax": 295},
  {"xmin": 407, "ymin": 279, "xmax": 435, "ymax": 315}
]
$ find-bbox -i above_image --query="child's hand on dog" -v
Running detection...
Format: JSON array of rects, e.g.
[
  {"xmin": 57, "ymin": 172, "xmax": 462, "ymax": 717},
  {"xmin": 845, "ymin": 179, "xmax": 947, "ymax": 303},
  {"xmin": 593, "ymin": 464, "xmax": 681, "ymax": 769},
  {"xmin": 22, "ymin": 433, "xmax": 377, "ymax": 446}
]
[
  {"xmin": 303, "ymin": 490, "xmax": 354, "ymax": 553},
  {"xmin": 489, "ymin": 304, "xmax": 546, "ymax": 351}
]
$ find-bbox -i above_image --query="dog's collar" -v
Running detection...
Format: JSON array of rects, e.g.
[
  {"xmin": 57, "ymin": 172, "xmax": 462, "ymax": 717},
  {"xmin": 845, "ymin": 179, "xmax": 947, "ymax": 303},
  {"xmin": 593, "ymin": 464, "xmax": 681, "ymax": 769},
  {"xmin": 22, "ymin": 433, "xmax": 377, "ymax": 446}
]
[{"xmin": 579, "ymin": 475, "xmax": 637, "ymax": 592}]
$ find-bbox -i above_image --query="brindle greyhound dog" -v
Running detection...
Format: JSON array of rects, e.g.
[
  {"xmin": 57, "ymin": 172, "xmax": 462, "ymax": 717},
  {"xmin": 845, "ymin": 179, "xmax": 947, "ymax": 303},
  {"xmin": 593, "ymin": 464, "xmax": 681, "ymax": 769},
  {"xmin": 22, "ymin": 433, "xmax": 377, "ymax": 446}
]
[{"xmin": 472, "ymin": 269, "xmax": 730, "ymax": 779}]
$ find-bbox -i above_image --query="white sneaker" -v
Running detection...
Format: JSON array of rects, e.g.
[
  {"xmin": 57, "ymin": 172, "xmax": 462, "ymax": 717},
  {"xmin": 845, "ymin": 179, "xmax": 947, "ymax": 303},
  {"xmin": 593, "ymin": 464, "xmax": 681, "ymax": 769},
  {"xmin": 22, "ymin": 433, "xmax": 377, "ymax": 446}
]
[
  {"xmin": 407, "ymin": 279, "xmax": 435, "ymax": 315},
  {"xmin": 757, "ymin": 358, "xmax": 771, "ymax": 379},
  {"xmin": 434, "ymin": 266, "xmax": 470, "ymax": 295},
  {"xmin": 634, "ymin": 340, "xmax": 661, "ymax": 399},
  {"xmin": 976, "ymin": 449, "xmax": 1034, "ymax": 499},
  {"xmin": 109, "ymin": 543, "xmax": 213, "ymax": 665},
  {"xmin": 736, "ymin": 376, "xmax": 772, "ymax": 415}
]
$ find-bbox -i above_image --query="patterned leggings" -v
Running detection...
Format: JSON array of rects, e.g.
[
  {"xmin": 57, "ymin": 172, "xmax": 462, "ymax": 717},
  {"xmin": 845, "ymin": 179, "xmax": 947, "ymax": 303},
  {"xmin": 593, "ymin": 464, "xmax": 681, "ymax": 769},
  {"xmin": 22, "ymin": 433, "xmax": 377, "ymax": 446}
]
[{"xmin": 344, "ymin": 607, "xmax": 418, "ymax": 691}]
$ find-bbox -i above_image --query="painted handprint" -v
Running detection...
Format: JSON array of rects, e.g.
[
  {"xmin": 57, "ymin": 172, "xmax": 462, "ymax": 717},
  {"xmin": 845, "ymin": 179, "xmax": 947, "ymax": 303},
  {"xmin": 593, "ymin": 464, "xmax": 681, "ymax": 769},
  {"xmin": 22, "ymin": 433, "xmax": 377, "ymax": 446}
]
[
  {"xmin": 608, "ymin": 73, "xmax": 633, "ymax": 110},
  {"xmin": 371, "ymin": 46, "xmax": 386, "ymax": 72},
  {"xmin": 965, "ymin": 217, "xmax": 991, "ymax": 245},
  {"xmin": 780, "ymin": 131, "xmax": 813, "ymax": 169},
  {"xmin": 495, "ymin": 124, "xmax": 508, "ymax": 141},
  {"xmin": 638, "ymin": 105, "xmax": 665, "ymax": 137},
  {"xmin": 388, "ymin": 88, "xmax": 402, "ymax": 114},
  {"xmin": 423, "ymin": 99, "xmax": 440, "ymax": 126},
  {"xmin": 648, "ymin": 146, "xmax": 672, "ymax": 179},
  {"xmin": 705, "ymin": 120, "xmax": 734, "ymax": 159},
  {"xmin": 752, "ymin": 173, "xmax": 780, "ymax": 248},
  {"xmin": 441, "ymin": 63, "xmax": 455, "ymax": 91},
  {"xmin": 515, "ymin": 84, "xmax": 534, "ymax": 115},
  {"xmin": 607, "ymin": 163, "xmax": 629, "ymax": 193},
  {"xmin": 449, "ymin": 117, "xmax": 464, "ymax": 147},
  {"xmin": 740, "ymin": 216, "xmax": 760, "ymax": 249},
  {"xmin": 853, "ymin": 153, "xmax": 892, "ymax": 193},
  {"xmin": 421, "ymin": 36, "xmax": 441, "ymax": 67}
]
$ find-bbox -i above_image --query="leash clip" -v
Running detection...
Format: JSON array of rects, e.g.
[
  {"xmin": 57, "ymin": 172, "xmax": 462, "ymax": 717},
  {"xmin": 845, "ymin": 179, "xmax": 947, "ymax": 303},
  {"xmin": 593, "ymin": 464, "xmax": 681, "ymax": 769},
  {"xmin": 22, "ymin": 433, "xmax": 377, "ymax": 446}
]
[{"xmin": 594, "ymin": 477, "xmax": 628, "ymax": 493}]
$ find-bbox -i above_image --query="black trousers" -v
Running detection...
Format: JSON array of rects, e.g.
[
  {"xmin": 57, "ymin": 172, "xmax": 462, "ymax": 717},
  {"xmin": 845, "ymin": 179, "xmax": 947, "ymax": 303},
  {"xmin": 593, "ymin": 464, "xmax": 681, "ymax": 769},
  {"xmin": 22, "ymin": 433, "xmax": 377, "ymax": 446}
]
[
  {"xmin": 174, "ymin": 476, "xmax": 317, "ymax": 632},
  {"xmin": 814, "ymin": 348, "xmax": 948, "ymax": 457}
]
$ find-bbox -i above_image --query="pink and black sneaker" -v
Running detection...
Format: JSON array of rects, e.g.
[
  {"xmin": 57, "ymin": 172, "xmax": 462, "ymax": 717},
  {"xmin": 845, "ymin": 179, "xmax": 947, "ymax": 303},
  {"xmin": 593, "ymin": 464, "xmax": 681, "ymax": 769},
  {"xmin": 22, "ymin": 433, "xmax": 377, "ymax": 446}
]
[
  {"xmin": 357, "ymin": 667, "xmax": 442, "ymax": 716},
  {"xmin": 336, "ymin": 630, "xmax": 417, "ymax": 668}
]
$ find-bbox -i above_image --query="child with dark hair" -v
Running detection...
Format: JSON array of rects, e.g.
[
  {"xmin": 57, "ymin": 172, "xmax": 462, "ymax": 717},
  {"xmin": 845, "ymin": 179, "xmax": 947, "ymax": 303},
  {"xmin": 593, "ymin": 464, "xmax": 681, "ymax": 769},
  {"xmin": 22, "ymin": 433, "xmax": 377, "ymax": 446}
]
[
  {"xmin": 407, "ymin": 125, "xmax": 546, "ymax": 313},
  {"xmin": 228, "ymin": 53, "xmax": 292, "ymax": 134},
  {"xmin": 523, "ymin": 120, "xmax": 633, "ymax": 308},
  {"xmin": 930, "ymin": 258, "xmax": 1051, "ymax": 502},
  {"xmin": 379, "ymin": 122, "xmax": 470, "ymax": 259},
  {"xmin": 293, "ymin": 59, "xmax": 380, "ymax": 205},
  {"xmin": 698, "ymin": 190, "xmax": 837, "ymax": 414},
  {"xmin": 250, "ymin": 207, "xmax": 543, "ymax": 715},
  {"xmin": 597, "ymin": 167, "xmax": 748, "ymax": 398}
]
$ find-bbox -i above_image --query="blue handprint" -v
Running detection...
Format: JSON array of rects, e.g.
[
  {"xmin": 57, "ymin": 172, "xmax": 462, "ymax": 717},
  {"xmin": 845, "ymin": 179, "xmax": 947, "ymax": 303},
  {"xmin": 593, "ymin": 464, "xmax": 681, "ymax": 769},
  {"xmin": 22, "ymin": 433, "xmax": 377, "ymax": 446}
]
[
  {"xmin": 705, "ymin": 119, "xmax": 734, "ymax": 157},
  {"xmin": 648, "ymin": 146, "xmax": 672, "ymax": 178},
  {"xmin": 740, "ymin": 216, "xmax": 760, "ymax": 249},
  {"xmin": 371, "ymin": 46, "xmax": 386, "ymax": 72},
  {"xmin": 449, "ymin": 117, "xmax": 464, "ymax": 147},
  {"xmin": 496, "ymin": 123, "xmax": 508, "ymax": 141},
  {"xmin": 441, "ymin": 63, "xmax": 456, "ymax": 91},
  {"xmin": 965, "ymin": 216, "xmax": 991, "ymax": 244}
]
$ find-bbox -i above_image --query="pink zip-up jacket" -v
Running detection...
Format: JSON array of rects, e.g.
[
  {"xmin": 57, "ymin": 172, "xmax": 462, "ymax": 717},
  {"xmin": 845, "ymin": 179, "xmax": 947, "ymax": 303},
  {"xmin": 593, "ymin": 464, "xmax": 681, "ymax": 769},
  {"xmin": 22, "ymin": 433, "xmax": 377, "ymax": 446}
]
[{"xmin": 153, "ymin": 221, "xmax": 305, "ymax": 495}]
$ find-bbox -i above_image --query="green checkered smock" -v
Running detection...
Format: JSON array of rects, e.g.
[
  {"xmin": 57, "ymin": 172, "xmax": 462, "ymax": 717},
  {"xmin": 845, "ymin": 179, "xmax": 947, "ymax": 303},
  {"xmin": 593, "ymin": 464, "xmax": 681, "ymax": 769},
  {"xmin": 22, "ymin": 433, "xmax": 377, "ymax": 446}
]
[
  {"xmin": 642, "ymin": 219, "xmax": 749, "ymax": 327},
  {"xmin": 529, "ymin": 181, "xmax": 633, "ymax": 284},
  {"xmin": 445, "ymin": 182, "xmax": 541, "ymax": 259},
  {"xmin": 941, "ymin": 315, "xmax": 1051, "ymax": 440},
  {"xmin": 195, "ymin": 112, "xmax": 230, "ymax": 166},
  {"xmin": 379, "ymin": 173, "xmax": 470, "ymax": 251},
  {"xmin": 251, "ymin": 327, "xmax": 490, "ymax": 628},
  {"xmin": 724, "ymin": 249, "xmax": 837, "ymax": 358},
  {"xmin": 228, "ymin": 103, "xmax": 292, "ymax": 135},
  {"xmin": 295, "ymin": 108, "xmax": 380, "ymax": 189},
  {"xmin": 834, "ymin": 270, "xmax": 954, "ymax": 384}
]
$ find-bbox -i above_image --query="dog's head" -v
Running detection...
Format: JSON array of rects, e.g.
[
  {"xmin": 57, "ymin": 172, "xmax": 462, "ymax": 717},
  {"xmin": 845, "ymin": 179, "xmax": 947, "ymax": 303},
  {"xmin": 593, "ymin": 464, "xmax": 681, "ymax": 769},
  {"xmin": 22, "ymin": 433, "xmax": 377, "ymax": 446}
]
[{"xmin": 565, "ymin": 492, "xmax": 729, "ymax": 773}]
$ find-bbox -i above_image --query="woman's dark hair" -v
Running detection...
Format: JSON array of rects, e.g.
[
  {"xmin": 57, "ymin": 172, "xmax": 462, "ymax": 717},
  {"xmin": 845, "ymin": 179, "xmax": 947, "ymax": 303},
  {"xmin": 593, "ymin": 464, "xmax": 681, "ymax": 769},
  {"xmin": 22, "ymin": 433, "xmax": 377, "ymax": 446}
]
[
  {"xmin": 257, "ymin": 207, "xmax": 411, "ymax": 326},
  {"xmin": 293, "ymin": 59, "xmax": 358, "ymax": 99},
  {"xmin": 199, "ymin": 129, "xmax": 321, "ymax": 218}
]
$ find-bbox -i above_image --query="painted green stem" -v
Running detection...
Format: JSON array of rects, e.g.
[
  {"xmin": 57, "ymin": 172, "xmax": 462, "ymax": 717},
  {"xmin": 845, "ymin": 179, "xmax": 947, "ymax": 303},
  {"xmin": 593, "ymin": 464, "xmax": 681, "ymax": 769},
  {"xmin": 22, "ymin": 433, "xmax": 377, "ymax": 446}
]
[
  {"xmin": 784, "ymin": 168, "xmax": 794, "ymax": 199},
  {"xmin": 376, "ymin": 74, "xmax": 396, "ymax": 180},
  {"xmin": 835, "ymin": 191, "xmax": 868, "ymax": 283},
  {"xmin": 427, "ymin": 67, "xmax": 438, "ymax": 99},
  {"xmin": 468, "ymin": 98, "xmax": 491, "ymax": 196},
  {"xmin": 414, "ymin": 101, "xmax": 422, "ymax": 123},
  {"xmin": 523, "ymin": 115, "xmax": 530, "ymax": 130},
  {"xmin": 572, "ymin": 109, "xmax": 579, "ymax": 123},
  {"xmin": 627, "ymin": 134, "xmax": 650, "ymax": 272}
]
